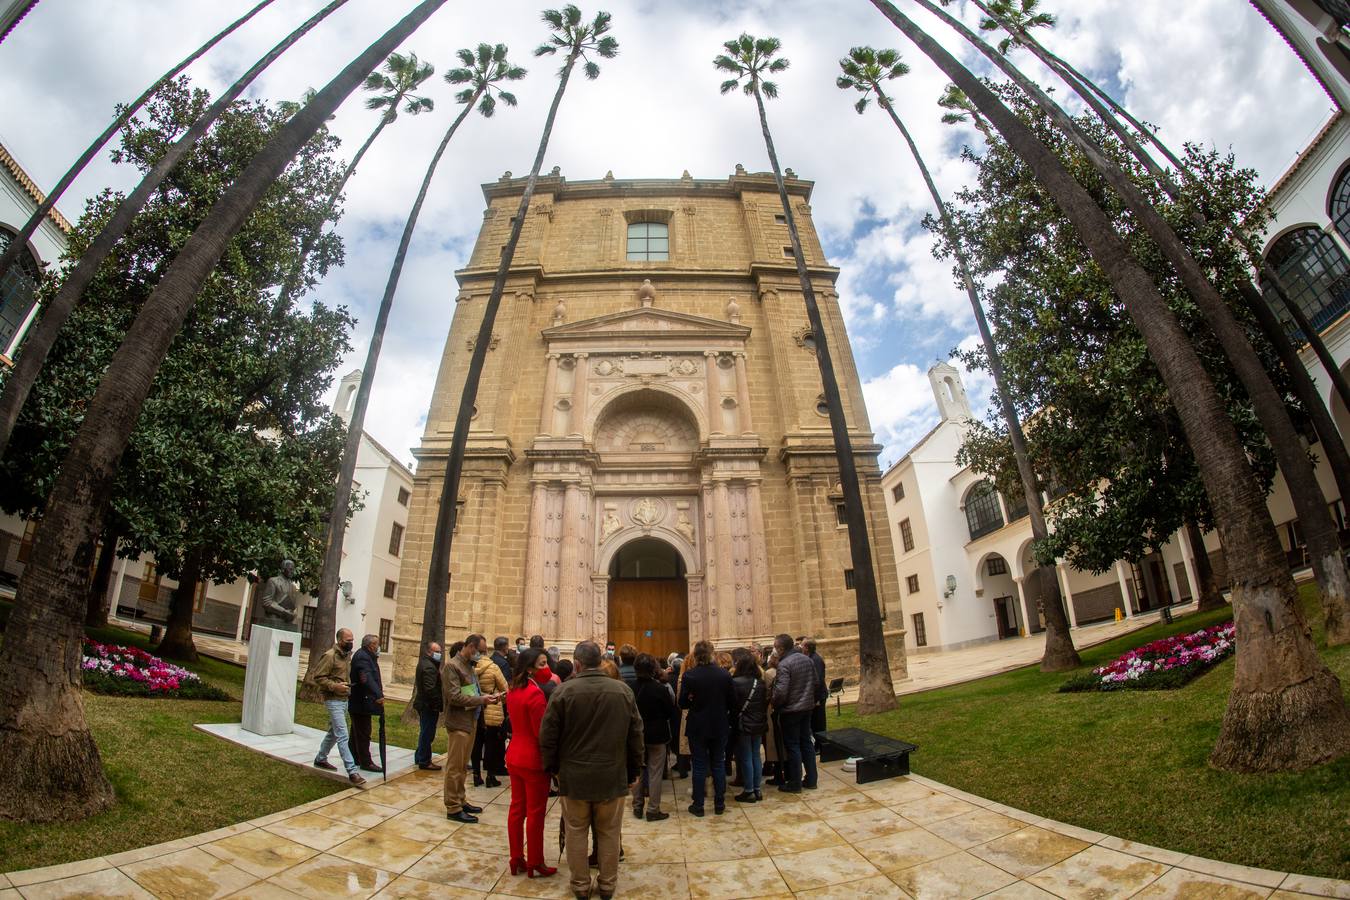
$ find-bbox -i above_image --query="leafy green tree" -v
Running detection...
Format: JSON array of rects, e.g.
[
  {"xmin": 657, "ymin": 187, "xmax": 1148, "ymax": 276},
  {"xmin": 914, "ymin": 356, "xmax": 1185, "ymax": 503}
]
[
  {"xmin": 837, "ymin": 47, "xmax": 1080, "ymax": 670},
  {"xmin": 0, "ymin": 0, "xmax": 450, "ymax": 823},
  {"xmin": 0, "ymin": 80, "xmax": 353, "ymax": 665},
  {"xmin": 717, "ymin": 34, "xmax": 897, "ymax": 713},
  {"xmin": 868, "ymin": 0, "xmax": 1350, "ymax": 772},
  {"xmin": 305, "ymin": 42, "xmax": 526, "ymax": 683},
  {"xmin": 420, "ymin": 5, "xmax": 616, "ymax": 651}
]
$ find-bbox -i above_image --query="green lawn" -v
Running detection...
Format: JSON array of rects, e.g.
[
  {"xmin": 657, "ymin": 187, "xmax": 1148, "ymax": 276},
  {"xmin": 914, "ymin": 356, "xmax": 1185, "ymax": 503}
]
[
  {"xmin": 835, "ymin": 584, "xmax": 1350, "ymax": 880},
  {"xmin": 0, "ymin": 614, "xmax": 445, "ymax": 873}
]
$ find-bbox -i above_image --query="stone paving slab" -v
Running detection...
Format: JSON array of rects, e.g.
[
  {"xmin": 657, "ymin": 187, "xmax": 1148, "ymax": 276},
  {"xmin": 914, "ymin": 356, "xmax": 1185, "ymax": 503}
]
[
  {"xmin": 7, "ymin": 757, "xmax": 1348, "ymax": 900},
  {"xmin": 195, "ymin": 722, "xmax": 418, "ymax": 784}
]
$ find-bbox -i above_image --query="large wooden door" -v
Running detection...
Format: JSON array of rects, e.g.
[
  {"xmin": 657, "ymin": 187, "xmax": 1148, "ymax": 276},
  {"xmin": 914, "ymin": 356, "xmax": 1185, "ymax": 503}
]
[{"xmin": 608, "ymin": 579, "xmax": 688, "ymax": 658}]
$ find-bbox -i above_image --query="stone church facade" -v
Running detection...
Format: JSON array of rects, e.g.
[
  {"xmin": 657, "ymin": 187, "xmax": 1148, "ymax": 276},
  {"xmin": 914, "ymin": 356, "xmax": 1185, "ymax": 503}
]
[{"xmin": 391, "ymin": 169, "xmax": 907, "ymax": 686}]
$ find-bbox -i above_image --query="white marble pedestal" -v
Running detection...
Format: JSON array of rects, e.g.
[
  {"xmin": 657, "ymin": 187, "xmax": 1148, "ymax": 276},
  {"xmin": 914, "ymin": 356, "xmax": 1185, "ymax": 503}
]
[{"xmin": 241, "ymin": 625, "xmax": 300, "ymax": 736}]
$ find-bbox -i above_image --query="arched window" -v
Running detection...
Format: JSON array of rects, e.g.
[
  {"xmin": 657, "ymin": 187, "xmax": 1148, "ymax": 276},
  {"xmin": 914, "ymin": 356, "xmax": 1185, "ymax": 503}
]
[
  {"xmin": 1261, "ymin": 226, "xmax": 1350, "ymax": 339},
  {"xmin": 965, "ymin": 480, "xmax": 1004, "ymax": 541},
  {"xmin": 0, "ymin": 228, "xmax": 40, "ymax": 353},
  {"xmin": 626, "ymin": 221, "xmax": 668, "ymax": 261},
  {"xmin": 1331, "ymin": 164, "xmax": 1350, "ymax": 246}
]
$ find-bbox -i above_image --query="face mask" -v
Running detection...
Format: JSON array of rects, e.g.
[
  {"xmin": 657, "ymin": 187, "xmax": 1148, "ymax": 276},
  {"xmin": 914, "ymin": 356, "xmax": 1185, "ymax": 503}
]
[
  {"xmin": 471, "ymin": 651, "xmax": 483, "ymax": 662},
  {"xmin": 370, "ymin": 647, "xmax": 379, "ymax": 657},
  {"xmin": 533, "ymin": 667, "xmax": 553, "ymax": 685},
  {"xmin": 431, "ymin": 652, "xmax": 442, "ymax": 662},
  {"xmin": 339, "ymin": 641, "xmax": 353, "ymax": 653}
]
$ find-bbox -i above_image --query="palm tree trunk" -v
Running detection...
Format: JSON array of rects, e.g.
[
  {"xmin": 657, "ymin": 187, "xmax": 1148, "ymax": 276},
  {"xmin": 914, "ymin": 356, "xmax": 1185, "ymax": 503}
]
[
  {"xmin": 877, "ymin": 91, "xmax": 1080, "ymax": 672},
  {"xmin": 0, "ymin": 0, "xmax": 450, "ymax": 823},
  {"xmin": 915, "ymin": 0, "xmax": 1350, "ymax": 656},
  {"xmin": 0, "ymin": 0, "xmax": 278, "ymax": 283},
  {"xmin": 752, "ymin": 77, "xmax": 896, "ymax": 714},
  {"xmin": 977, "ymin": 0, "xmax": 1350, "ymax": 465},
  {"xmin": 155, "ymin": 550, "xmax": 204, "ymax": 662},
  {"xmin": 868, "ymin": 0, "xmax": 1350, "ymax": 772},
  {"xmin": 84, "ymin": 520, "xmax": 121, "ymax": 629},
  {"xmin": 1185, "ymin": 520, "xmax": 1227, "ymax": 612},
  {"xmin": 0, "ymin": 0, "xmax": 348, "ymax": 460},
  {"xmin": 304, "ymin": 94, "xmax": 479, "ymax": 696},
  {"xmin": 420, "ymin": 48, "xmax": 582, "ymax": 653}
]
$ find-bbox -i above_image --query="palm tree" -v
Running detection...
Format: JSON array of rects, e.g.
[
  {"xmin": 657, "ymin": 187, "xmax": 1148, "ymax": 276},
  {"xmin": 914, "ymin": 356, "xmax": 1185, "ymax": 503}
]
[
  {"xmin": 0, "ymin": 0, "xmax": 278, "ymax": 283},
  {"xmin": 715, "ymin": 34, "xmax": 897, "ymax": 714},
  {"xmin": 867, "ymin": 0, "xmax": 1350, "ymax": 773},
  {"xmin": 937, "ymin": 83, "xmax": 993, "ymax": 141},
  {"xmin": 304, "ymin": 43, "xmax": 526, "ymax": 681},
  {"xmin": 273, "ymin": 51, "xmax": 438, "ymax": 311},
  {"xmin": 0, "ymin": 0, "xmax": 349, "ymax": 461},
  {"xmin": 418, "ymin": 4, "xmax": 617, "ymax": 653},
  {"xmin": 0, "ymin": 0, "xmax": 453, "ymax": 824},
  {"xmin": 947, "ymin": 0, "xmax": 1350, "ymax": 645},
  {"xmin": 838, "ymin": 46, "xmax": 1080, "ymax": 671}
]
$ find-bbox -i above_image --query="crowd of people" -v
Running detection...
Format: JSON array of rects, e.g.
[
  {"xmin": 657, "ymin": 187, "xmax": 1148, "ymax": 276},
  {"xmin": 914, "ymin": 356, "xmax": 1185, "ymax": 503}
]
[{"xmin": 308, "ymin": 629, "xmax": 831, "ymax": 900}]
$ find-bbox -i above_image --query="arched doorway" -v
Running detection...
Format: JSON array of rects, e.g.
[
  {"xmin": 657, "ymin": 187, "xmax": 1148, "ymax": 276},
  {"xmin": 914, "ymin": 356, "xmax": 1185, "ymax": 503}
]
[{"xmin": 607, "ymin": 536, "xmax": 689, "ymax": 658}]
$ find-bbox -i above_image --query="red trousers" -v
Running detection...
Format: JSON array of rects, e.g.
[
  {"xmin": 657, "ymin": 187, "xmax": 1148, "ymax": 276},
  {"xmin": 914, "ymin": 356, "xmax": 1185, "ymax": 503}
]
[{"xmin": 507, "ymin": 767, "xmax": 551, "ymax": 866}]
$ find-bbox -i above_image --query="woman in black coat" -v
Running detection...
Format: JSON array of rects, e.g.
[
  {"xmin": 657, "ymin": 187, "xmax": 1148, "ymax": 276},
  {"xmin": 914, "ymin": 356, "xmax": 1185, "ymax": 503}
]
[
  {"xmin": 630, "ymin": 654, "xmax": 679, "ymax": 820},
  {"xmin": 730, "ymin": 647, "xmax": 767, "ymax": 802}
]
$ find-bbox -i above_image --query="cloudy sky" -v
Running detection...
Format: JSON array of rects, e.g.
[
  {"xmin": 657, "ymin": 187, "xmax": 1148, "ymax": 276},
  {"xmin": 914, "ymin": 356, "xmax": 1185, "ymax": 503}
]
[{"xmin": 0, "ymin": 0, "xmax": 1336, "ymax": 468}]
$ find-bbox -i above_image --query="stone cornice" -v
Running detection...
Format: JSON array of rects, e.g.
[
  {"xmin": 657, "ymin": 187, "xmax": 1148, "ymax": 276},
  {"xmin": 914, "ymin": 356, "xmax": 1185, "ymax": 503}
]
[
  {"xmin": 479, "ymin": 171, "xmax": 815, "ymax": 204},
  {"xmin": 453, "ymin": 263, "xmax": 840, "ymax": 288}
]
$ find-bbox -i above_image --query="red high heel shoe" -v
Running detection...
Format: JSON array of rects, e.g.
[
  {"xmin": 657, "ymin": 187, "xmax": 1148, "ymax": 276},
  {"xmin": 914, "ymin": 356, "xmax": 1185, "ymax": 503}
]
[
  {"xmin": 509, "ymin": 858, "xmax": 526, "ymax": 876},
  {"xmin": 527, "ymin": 864, "xmax": 558, "ymax": 878}
]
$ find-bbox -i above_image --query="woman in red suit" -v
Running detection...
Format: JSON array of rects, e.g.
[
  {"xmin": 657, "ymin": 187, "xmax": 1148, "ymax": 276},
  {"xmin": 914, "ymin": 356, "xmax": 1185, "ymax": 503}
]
[{"xmin": 504, "ymin": 648, "xmax": 556, "ymax": 879}]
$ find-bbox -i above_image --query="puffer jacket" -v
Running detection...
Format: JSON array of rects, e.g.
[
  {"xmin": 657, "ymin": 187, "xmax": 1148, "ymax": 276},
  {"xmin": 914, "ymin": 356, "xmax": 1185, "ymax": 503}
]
[
  {"xmin": 475, "ymin": 656, "xmax": 508, "ymax": 727},
  {"xmin": 732, "ymin": 673, "xmax": 767, "ymax": 736},
  {"xmin": 772, "ymin": 647, "xmax": 817, "ymax": 714}
]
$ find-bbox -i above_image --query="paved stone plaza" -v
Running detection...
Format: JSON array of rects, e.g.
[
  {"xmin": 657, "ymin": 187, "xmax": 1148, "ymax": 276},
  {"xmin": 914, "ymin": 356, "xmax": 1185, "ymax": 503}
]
[{"xmin": 3, "ymin": 758, "xmax": 1345, "ymax": 899}]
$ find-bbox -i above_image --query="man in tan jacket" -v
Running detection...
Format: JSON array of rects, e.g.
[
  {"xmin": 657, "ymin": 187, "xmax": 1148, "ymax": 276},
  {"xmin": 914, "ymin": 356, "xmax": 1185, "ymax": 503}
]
[
  {"xmin": 540, "ymin": 641, "xmax": 644, "ymax": 900},
  {"xmin": 310, "ymin": 628, "xmax": 365, "ymax": 785},
  {"xmin": 441, "ymin": 633, "xmax": 501, "ymax": 823}
]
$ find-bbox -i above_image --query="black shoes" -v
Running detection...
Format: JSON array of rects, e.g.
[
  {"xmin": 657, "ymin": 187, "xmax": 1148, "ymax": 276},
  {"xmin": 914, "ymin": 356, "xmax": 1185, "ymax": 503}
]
[
  {"xmin": 632, "ymin": 803, "xmax": 644, "ymax": 819},
  {"xmin": 418, "ymin": 763, "xmax": 442, "ymax": 771},
  {"xmin": 461, "ymin": 802, "xmax": 483, "ymax": 814},
  {"xmin": 447, "ymin": 810, "xmax": 478, "ymax": 824},
  {"xmin": 646, "ymin": 809, "xmax": 670, "ymax": 822},
  {"xmin": 733, "ymin": 791, "xmax": 758, "ymax": 803},
  {"xmin": 777, "ymin": 784, "xmax": 802, "ymax": 794},
  {"xmin": 359, "ymin": 764, "xmax": 384, "ymax": 774},
  {"xmin": 714, "ymin": 803, "xmax": 726, "ymax": 815},
  {"xmin": 687, "ymin": 803, "xmax": 704, "ymax": 817},
  {"xmin": 473, "ymin": 774, "xmax": 484, "ymax": 787},
  {"xmin": 486, "ymin": 776, "xmax": 502, "ymax": 788},
  {"xmin": 803, "ymin": 782, "xmax": 818, "ymax": 790}
]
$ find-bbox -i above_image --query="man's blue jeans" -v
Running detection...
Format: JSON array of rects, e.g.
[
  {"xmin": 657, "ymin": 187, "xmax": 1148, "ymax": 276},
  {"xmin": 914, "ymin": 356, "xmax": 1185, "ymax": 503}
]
[
  {"xmin": 780, "ymin": 710, "xmax": 817, "ymax": 790},
  {"xmin": 415, "ymin": 708, "xmax": 440, "ymax": 767},
  {"xmin": 736, "ymin": 732, "xmax": 764, "ymax": 794},
  {"xmin": 316, "ymin": 699, "xmax": 357, "ymax": 774},
  {"xmin": 690, "ymin": 733, "xmax": 727, "ymax": 810}
]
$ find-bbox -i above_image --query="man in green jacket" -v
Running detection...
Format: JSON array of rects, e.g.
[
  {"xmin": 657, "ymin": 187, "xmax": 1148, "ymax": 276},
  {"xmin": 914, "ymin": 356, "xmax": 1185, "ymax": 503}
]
[
  {"xmin": 310, "ymin": 628, "xmax": 364, "ymax": 785},
  {"xmin": 441, "ymin": 633, "xmax": 501, "ymax": 823},
  {"xmin": 540, "ymin": 641, "xmax": 644, "ymax": 900}
]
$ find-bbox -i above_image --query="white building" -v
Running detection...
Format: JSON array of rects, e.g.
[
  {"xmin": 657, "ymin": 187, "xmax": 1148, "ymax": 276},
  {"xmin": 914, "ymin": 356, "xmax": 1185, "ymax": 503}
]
[{"xmin": 0, "ymin": 141, "xmax": 69, "ymax": 362}]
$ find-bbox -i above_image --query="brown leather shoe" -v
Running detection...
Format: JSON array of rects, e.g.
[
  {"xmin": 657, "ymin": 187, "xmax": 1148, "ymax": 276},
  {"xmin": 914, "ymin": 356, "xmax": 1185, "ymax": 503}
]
[
  {"xmin": 418, "ymin": 763, "xmax": 442, "ymax": 771},
  {"xmin": 349, "ymin": 772, "xmax": 367, "ymax": 786}
]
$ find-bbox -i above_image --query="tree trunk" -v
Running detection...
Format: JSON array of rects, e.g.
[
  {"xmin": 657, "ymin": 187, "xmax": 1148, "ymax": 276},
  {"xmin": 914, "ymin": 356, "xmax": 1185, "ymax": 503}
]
[
  {"xmin": 917, "ymin": 0, "xmax": 1350, "ymax": 678},
  {"xmin": 304, "ymin": 94, "xmax": 478, "ymax": 699},
  {"xmin": 84, "ymin": 522, "xmax": 120, "ymax": 629},
  {"xmin": 0, "ymin": 0, "xmax": 347, "ymax": 459},
  {"xmin": 878, "ymin": 91, "xmax": 1078, "ymax": 672},
  {"xmin": 1185, "ymin": 520, "xmax": 1227, "ymax": 612},
  {"xmin": 422, "ymin": 48, "xmax": 581, "ymax": 653},
  {"xmin": 868, "ymin": 0, "xmax": 1350, "ymax": 772},
  {"xmin": 0, "ymin": 0, "xmax": 450, "ymax": 823},
  {"xmin": 155, "ymin": 552, "xmax": 203, "ymax": 662},
  {"xmin": 0, "ymin": 0, "xmax": 277, "ymax": 283},
  {"xmin": 754, "ymin": 79, "xmax": 896, "ymax": 713}
]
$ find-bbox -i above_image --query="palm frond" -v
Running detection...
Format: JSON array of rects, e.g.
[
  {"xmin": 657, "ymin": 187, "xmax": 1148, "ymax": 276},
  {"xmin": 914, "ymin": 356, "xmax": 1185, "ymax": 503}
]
[
  {"xmin": 498, "ymin": 90, "xmax": 518, "ymax": 106},
  {"xmin": 445, "ymin": 67, "xmax": 473, "ymax": 84},
  {"xmin": 593, "ymin": 10, "xmax": 612, "ymax": 34},
  {"xmin": 535, "ymin": 43, "xmax": 557, "ymax": 57},
  {"xmin": 767, "ymin": 58, "xmax": 788, "ymax": 73},
  {"xmin": 478, "ymin": 92, "xmax": 496, "ymax": 118},
  {"xmin": 541, "ymin": 8, "xmax": 564, "ymax": 29},
  {"xmin": 504, "ymin": 66, "xmax": 527, "ymax": 81},
  {"xmin": 583, "ymin": 59, "xmax": 600, "ymax": 79},
  {"xmin": 940, "ymin": 111, "xmax": 964, "ymax": 125},
  {"xmin": 761, "ymin": 80, "xmax": 778, "ymax": 99},
  {"xmin": 854, "ymin": 96, "xmax": 870, "ymax": 115},
  {"xmin": 596, "ymin": 35, "xmax": 618, "ymax": 57},
  {"xmin": 455, "ymin": 86, "xmax": 475, "ymax": 105},
  {"xmin": 405, "ymin": 95, "xmax": 434, "ymax": 114},
  {"xmin": 719, "ymin": 78, "xmax": 740, "ymax": 94},
  {"xmin": 455, "ymin": 48, "xmax": 475, "ymax": 68}
]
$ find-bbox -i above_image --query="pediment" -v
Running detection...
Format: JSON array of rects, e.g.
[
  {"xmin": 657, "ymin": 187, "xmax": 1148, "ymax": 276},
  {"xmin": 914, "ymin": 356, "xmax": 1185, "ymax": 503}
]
[{"xmin": 543, "ymin": 307, "xmax": 750, "ymax": 341}]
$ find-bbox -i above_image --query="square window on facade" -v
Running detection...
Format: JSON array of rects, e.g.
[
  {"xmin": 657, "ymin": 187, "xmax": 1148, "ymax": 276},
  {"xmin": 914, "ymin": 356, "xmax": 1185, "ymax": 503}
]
[
  {"xmin": 782, "ymin": 246, "xmax": 794, "ymax": 258},
  {"xmin": 383, "ymin": 579, "xmax": 397, "ymax": 599},
  {"xmin": 396, "ymin": 487, "xmax": 410, "ymax": 507},
  {"xmin": 844, "ymin": 568, "xmax": 856, "ymax": 590},
  {"xmin": 900, "ymin": 518, "xmax": 914, "ymax": 553},
  {"xmin": 906, "ymin": 574, "xmax": 920, "ymax": 594},
  {"xmin": 626, "ymin": 221, "xmax": 669, "ymax": 261},
  {"xmin": 912, "ymin": 612, "xmax": 927, "ymax": 647},
  {"xmin": 987, "ymin": 556, "xmax": 1008, "ymax": 576},
  {"xmin": 389, "ymin": 522, "xmax": 404, "ymax": 557},
  {"xmin": 892, "ymin": 483, "xmax": 905, "ymax": 502},
  {"xmin": 774, "ymin": 213, "xmax": 787, "ymax": 224}
]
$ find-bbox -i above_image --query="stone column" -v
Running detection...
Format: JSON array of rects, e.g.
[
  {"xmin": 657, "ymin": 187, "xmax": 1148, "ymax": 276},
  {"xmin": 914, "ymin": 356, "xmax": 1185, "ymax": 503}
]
[
  {"xmin": 538, "ymin": 353, "xmax": 560, "ymax": 436},
  {"xmin": 557, "ymin": 483, "xmax": 583, "ymax": 638},
  {"xmin": 1115, "ymin": 561, "xmax": 1135, "ymax": 618},
  {"xmin": 570, "ymin": 353, "xmax": 589, "ymax": 438},
  {"xmin": 686, "ymin": 574, "xmax": 706, "ymax": 643},
  {"xmin": 746, "ymin": 481, "xmax": 771, "ymax": 636},
  {"xmin": 712, "ymin": 480, "xmax": 734, "ymax": 640},
  {"xmin": 1012, "ymin": 575, "xmax": 1032, "ymax": 637},
  {"xmin": 590, "ymin": 573, "xmax": 610, "ymax": 643},
  {"xmin": 704, "ymin": 351, "xmax": 722, "ymax": 435},
  {"xmin": 233, "ymin": 576, "xmax": 251, "ymax": 642},
  {"xmin": 733, "ymin": 351, "xmax": 754, "ymax": 434},
  {"xmin": 1056, "ymin": 564, "xmax": 1078, "ymax": 628},
  {"xmin": 521, "ymin": 482, "xmax": 548, "ymax": 635},
  {"xmin": 1177, "ymin": 526, "xmax": 1200, "ymax": 604}
]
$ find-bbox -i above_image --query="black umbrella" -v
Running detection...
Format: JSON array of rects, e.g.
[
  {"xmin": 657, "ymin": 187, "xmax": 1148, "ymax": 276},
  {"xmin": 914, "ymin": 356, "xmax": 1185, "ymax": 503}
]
[{"xmin": 378, "ymin": 709, "xmax": 387, "ymax": 783}]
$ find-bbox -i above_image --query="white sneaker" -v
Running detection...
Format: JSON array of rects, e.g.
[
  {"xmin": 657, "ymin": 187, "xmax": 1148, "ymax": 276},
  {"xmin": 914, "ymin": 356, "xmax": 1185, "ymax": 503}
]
[{"xmin": 841, "ymin": 756, "xmax": 862, "ymax": 773}]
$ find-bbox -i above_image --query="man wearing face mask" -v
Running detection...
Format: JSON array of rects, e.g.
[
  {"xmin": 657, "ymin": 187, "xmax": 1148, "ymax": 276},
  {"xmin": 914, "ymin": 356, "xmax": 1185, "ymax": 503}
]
[
  {"xmin": 348, "ymin": 634, "xmax": 385, "ymax": 773},
  {"xmin": 311, "ymin": 628, "xmax": 365, "ymax": 785},
  {"xmin": 442, "ymin": 633, "xmax": 502, "ymax": 823},
  {"xmin": 413, "ymin": 641, "xmax": 444, "ymax": 771}
]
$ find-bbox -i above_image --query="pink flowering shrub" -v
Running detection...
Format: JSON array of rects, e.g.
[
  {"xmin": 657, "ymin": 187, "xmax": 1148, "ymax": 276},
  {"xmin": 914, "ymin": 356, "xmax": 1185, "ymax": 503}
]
[
  {"xmin": 1060, "ymin": 622, "xmax": 1236, "ymax": 693},
  {"xmin": 81, "ymin": 641, "xmax": 229, "ymax": 700}
]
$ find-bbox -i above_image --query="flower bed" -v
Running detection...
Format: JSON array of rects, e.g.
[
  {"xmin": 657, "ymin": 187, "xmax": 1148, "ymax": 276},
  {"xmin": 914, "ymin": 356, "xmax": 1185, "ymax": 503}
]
[
  {"xmin": 81, "ymin": 641, "xmax": 230, "ymax": 700},
  {"xmin": 1060, "ymin": 621, "xmax": 1236, "ymax": 692}
]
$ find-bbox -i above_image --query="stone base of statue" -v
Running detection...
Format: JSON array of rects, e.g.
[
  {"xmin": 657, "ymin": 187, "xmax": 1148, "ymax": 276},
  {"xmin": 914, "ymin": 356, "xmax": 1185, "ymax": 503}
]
[{"xmin": 242, "ymin": 625, "xmax": 300, "ymax": 736}]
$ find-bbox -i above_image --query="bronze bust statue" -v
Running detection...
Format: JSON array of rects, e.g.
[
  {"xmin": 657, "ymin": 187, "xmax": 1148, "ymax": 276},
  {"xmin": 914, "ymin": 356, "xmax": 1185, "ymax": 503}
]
[{"xmin": 256, "ymin": 559, "xmax": 301, "ymax": 632}]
